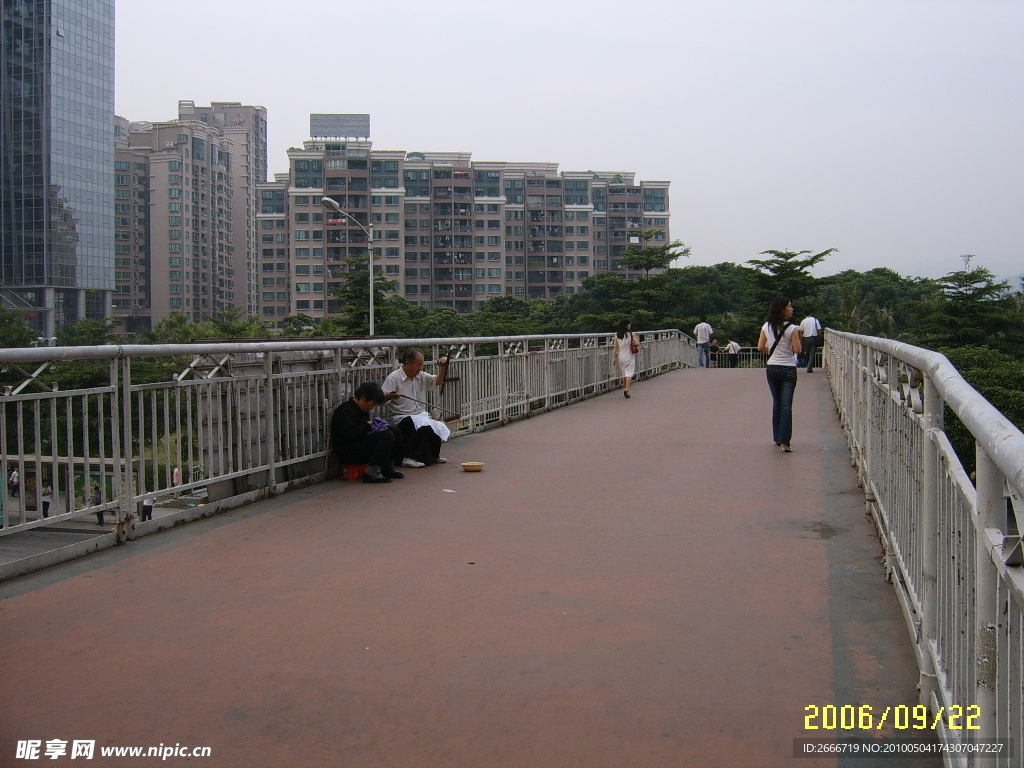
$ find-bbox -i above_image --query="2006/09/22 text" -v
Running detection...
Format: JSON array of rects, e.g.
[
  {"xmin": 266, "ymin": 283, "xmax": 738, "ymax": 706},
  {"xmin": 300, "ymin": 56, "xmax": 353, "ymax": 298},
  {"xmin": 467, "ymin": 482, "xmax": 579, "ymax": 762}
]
[{"xmin": 805, "ymin": 704, "xmax": 981, "ymax": 731}]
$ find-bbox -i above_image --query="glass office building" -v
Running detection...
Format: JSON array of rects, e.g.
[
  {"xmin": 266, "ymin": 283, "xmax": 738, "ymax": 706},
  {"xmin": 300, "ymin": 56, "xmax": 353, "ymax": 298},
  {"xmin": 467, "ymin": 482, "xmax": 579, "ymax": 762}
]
[{"xmin": 1, "ymin": 0, "xmax": 115, "ymax": 334}]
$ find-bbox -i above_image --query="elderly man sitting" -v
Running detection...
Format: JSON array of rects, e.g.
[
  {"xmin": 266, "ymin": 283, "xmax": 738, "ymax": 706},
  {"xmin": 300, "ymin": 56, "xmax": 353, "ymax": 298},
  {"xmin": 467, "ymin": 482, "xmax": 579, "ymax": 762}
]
[
  {"xmin": 383, "ymin": 347, "xmax": 450, "ymax": 467},
  {"xmin": 331, "ymin": 382, "xmax": 405, "ymax": 484}
]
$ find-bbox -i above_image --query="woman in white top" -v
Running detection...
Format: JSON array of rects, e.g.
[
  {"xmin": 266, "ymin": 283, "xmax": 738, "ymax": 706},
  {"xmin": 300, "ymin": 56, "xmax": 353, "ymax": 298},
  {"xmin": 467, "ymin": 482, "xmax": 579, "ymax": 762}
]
[
  {"xmin": 612, "ymin": 318, "xmax": 640, "ymax": 398},
  {"xmin": 757, "ymin": 296, "xmax": 803, "ymax": 452}
]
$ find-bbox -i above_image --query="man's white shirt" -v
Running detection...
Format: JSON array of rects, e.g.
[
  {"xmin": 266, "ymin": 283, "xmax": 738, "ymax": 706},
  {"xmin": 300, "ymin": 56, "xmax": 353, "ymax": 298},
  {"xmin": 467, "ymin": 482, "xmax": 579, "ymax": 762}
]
[
  {"xmin": 800, "ymin": 317, "xmax": 821, "ymax": 337},
  {"xmin": 694, "ymin": 322, "xmax": 713, "ymax": 344}
]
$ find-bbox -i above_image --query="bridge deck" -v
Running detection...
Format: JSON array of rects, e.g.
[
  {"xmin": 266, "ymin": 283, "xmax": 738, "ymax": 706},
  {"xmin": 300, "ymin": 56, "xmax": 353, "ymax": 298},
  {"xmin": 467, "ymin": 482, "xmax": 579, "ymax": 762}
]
[{"xmin": 0, "ymin": 368, "xmax": 937, "ymax": 767}]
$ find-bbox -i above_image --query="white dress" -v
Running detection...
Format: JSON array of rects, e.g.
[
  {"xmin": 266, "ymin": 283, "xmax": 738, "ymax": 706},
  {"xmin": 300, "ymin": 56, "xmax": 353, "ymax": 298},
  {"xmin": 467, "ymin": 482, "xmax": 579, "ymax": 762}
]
[{"xmin": 616, "ymin": 334, "xmax": 637, "ymax": 377}]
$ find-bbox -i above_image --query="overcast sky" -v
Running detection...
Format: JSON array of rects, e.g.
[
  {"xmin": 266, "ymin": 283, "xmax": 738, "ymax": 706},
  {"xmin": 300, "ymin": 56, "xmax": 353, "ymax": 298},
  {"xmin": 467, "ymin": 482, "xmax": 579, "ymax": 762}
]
[{"xmin": 116, "ymin": 0, "xmax": 1023, "ymax": 284}]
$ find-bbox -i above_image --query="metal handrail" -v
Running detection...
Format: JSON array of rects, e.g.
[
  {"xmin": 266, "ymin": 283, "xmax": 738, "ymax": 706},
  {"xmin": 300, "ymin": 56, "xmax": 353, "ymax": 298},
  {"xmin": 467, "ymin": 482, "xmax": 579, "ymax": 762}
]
[
  {"xmin": 0, "ymin": 331, "xmax": 698, "ymax": 566},
  {"xmin": 826, "ymin": 329, "xmax": 1024, "ymax": 762}
]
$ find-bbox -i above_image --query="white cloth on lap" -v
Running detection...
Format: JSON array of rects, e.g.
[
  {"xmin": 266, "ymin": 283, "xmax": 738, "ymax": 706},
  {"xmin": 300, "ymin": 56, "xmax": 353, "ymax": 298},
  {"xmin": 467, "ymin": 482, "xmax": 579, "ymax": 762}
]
[{"xmin": 408, "ymin": 411, "xmax": 450, "ymax": 441}]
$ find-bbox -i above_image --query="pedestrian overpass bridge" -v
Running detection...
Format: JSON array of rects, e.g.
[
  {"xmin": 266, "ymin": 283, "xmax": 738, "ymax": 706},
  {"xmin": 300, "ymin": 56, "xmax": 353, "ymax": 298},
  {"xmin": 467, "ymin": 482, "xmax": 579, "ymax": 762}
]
[{"xmin": 0, "ymin": 331, "xmax": 1021, "ymax": 767}]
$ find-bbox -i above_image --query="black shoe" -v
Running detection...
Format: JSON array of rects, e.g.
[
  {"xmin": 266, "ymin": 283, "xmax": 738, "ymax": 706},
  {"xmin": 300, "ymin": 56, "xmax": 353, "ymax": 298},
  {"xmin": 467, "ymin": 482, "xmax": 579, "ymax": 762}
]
[
  {"xmin": 624, "ymin": 391, "xmax": 631, "ymax": 398},
  {"xmin": 381, "ymin": 468, "xmax": 404, "ymax": 479},
  {"xmin": 361, "ymin": 472, "xmax": 392, "ymax": 484}
]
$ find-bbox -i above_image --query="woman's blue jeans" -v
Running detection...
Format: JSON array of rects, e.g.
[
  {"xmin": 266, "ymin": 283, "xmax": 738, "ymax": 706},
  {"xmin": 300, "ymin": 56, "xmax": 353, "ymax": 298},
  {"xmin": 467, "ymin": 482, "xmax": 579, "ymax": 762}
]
[{"xmin": 766, "ymin": 365, "xmax": 798, "ymax": 445}]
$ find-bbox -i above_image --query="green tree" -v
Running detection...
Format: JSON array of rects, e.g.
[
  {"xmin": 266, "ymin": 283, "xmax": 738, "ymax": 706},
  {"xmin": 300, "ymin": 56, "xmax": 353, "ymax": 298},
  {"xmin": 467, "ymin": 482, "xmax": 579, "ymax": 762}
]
[
  {"xmin": 137, "ymin": 313, "xmax": 212, "ymax": 345},
  {"xmin": 372, "ymin": 295, "xmax": 432, "ymax": 338},
  {"xmin": 746, "ymin": 248, "xmax": 837, "ymax": 306},
  {"xmin": 937, "ymin": 345, "xmax": 1024, "ymax": 476},
  {"xmin": 203, "ymin": 307, "xmax": 273, "ymax": 338},
  {"xmin": 816, "ymin": 268, "xmax": 941, "ymax": 338},
  {"xmin": 412, "ymin": 307, "xmax": 471, "ymax": 339},
  {"xmin": 0, "ymin": 307, "xmax": 37, "ymax": 348},
  {"xmin": 911, "ymin": 258, "xmax": 1023, "ymax": 355},
  {"xmin": 55, "ymin": 317, "xmax": 120, "ymax": 346},
  {"xmin": 330, "ymin": 254, "xmax": 399, "ymax": 336},
  {"xmin": 278, "ymin": 314, "xmax": 321, "ymax": 337},
  {"xmin": 619, "ymin": 230, "xmax": 691, "ymax": 278},
  {"xmin": 469, "ymin": 295, "xmax": 536, "ymax": 336}
]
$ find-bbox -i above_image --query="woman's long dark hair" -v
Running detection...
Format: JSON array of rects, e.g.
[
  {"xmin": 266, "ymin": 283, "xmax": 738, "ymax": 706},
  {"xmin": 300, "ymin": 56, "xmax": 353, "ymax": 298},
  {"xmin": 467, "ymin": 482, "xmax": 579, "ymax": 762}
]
[
  {"xmin": 616, "ymin": 318, "xmax": 631, "ymax": 340},
  {"xmin": 767, "ymin": 296, "xmax": 792, "ymax": 339}
]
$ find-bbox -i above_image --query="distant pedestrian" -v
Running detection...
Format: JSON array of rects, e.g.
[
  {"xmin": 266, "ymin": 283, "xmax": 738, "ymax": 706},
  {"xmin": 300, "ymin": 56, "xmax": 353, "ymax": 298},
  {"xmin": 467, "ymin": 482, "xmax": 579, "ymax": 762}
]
[
  {"xmin": 757, "ymin": 296, "xmax": 803, "ymax": 452},
  {"xmin": 141, "ymin": 493, "xmax": 154, "ymax": 522},
  {"xmin": 7, "ymin": 468, "xmax": 19, "ymax": 497},
  {"xmin": 41, "ymin": 483, "xmax": 53, "ymax": 518},
  {"xmin": 725, "ymin": 339, "xmax": 741, "ymax": 368},
  {"xmin": 612, "ymin": 318, "xmax": 640, "ymax": 398},
  {"xmin": 799, "ymin": 312, "xmax": 822, "ymax": 373},
  {"xmin": 91, "ymin": 481, "xmax": 104, "ymax": 526},
  {"xmin": 693, "ymin": 318, "xmax": 713, "ymax": 368},
  {"xmin": 709, "ymin": 338, "xmax": 720, "ymax": 368}
]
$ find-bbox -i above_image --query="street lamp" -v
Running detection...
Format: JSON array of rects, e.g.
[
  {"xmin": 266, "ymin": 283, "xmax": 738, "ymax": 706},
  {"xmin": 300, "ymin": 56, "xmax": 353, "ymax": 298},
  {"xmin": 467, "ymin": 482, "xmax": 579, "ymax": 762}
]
[{"xmin": 321, "ymin": 196, "xmax": 375, "ymax": 337}]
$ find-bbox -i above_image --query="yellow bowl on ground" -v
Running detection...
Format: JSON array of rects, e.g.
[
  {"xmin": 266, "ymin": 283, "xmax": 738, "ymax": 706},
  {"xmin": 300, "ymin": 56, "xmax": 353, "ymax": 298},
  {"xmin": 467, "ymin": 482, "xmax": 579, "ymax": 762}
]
[{"xmin": 461, "ymin": 461, "xmax": 485, "ymax": 472}]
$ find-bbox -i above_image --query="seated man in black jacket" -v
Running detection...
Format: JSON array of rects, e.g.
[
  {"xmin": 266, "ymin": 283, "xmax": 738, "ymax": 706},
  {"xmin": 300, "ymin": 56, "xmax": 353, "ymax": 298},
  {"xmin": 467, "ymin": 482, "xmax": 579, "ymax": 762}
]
[{"xmin": 330, "ymin": 382, "xmax": 405, "ymax": 484}]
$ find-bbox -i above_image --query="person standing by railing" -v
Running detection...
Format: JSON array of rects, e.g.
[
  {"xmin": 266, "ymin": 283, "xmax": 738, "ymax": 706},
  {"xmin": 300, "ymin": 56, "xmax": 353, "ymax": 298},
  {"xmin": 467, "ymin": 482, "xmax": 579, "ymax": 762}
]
[
  {"xmin": 693, "ymin": 317, "xmax": 713, "ymax": 368},
  {"xmin": 757, "ymin": 296, "xmax": 803, "ymax": 452},
  {"xmin": 724, "ymin": 339, "xmax": 741, "ymax": 368}
]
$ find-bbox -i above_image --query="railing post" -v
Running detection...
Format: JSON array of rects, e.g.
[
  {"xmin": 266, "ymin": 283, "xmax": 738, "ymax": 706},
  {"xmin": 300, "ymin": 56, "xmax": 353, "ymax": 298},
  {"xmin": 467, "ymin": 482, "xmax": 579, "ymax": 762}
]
[
  {"xmin": 116, "ymin": 357, "xmax": 135, "ymax": 540},
  {"xmin": 543, "ymin": 339, "xmax": 551, "ymax": 412},
  {"xmin": 918, "ymin": 374, "xmax": 942, "ymax": 707},
  {"xmin": 855, "ymin": 343, "xmax": 867, "ymax": 469},
  {"xmin": 468, "ymin": 342, "xmax": 477, "ymax": 431},
  {"xmin": 498, "ymin": 342, "xmax": 508, "ymax": 426},
  {"xmin": 973, "ymin": 446, "xmax": 1001, "ymax": 752},
  {"xmin": 264, "ymin": 351, "xmax": 277, "ymax": 491},
  {"xmin": 862, "ymin": 348, "xmax": 876, "ymax": 498}
]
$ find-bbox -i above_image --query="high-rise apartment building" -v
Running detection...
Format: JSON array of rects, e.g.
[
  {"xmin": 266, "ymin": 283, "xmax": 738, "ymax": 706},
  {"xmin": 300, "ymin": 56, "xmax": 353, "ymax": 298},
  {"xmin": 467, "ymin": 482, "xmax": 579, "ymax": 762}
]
[
  {"xmin": 111, "ymin": 102, "xmax": 267, "ymax": 333},
  {"xmin": 256, "ymin": 135, "xmax": 671, "ymax": 325},
  {"xmin": 177, "ymin": 101, "xmax": 267, "ymax": 318},
  {"xmin": 1, "ymin": 0, "xmax": 115, "ymax": 335}
]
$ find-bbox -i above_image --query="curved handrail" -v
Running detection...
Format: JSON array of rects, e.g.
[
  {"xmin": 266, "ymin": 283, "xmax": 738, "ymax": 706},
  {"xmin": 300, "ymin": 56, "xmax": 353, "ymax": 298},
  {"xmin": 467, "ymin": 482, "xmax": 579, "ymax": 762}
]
[
  {"xmin": 0, "ymin": 329, "xmax": 696, "ymax": 365},
  {"xmin": 829, "ymin": 330, "xmax": 1024, "ymax": 497}
]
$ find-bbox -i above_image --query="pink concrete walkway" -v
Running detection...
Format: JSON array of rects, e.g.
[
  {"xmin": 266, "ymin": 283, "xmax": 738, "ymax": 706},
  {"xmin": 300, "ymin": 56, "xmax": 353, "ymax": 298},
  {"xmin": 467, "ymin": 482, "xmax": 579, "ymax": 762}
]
[{"xmin": 0, "ymin": 368, "xmax": 934, "ymax": 767}]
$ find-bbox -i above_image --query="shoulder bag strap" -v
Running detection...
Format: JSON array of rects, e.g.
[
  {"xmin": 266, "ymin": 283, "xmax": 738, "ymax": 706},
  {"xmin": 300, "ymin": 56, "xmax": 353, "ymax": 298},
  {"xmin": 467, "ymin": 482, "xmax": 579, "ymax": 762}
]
[{"xmin": 768, "ymin": 322, "xmax": 790, "ymax": 359}]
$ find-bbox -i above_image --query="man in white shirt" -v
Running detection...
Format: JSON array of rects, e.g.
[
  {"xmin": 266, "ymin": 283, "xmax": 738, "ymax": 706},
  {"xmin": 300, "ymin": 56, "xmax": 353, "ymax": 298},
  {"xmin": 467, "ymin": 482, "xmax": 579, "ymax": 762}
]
[
  {"xmin": 799, "ymin": 313, "xmax": 822, "ymax": 372},
  {"xmin": 724, "ymin": 339, "xmax": 741, "ymax": 368},
  {"xmin": 383, "ymin": 348, "xmax": 450, "ymax": 467},
  {"xmin": 693, "ymin": 318, "xmax": 714, "ymax": 368}
]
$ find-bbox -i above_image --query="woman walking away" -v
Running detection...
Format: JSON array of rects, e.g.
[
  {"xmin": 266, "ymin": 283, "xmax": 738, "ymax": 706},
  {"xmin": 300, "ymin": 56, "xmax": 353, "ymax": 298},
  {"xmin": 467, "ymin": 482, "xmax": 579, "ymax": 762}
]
[
  {"xmin": 612, "ymin": 318, "xmax": 640, "ymax": 398},
  {"xmin": 757, "ymin": 296, "xmax": 802, "ymax": 452}
]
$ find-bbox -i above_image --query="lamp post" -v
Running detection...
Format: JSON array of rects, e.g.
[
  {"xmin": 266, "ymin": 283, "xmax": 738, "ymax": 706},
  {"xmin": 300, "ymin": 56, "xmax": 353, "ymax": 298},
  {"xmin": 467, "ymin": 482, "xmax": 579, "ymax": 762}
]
[{"xmin": 321, "ymin": 196, "xmax": 375, "ymax": 337}]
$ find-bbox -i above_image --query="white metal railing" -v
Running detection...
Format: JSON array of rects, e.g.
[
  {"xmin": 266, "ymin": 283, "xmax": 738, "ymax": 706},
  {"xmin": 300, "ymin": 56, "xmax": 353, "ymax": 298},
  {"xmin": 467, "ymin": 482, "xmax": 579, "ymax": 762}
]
[
  {"xmin": 0, "ymin": 331, "xmax": 695, "ymax": 554},
  {"xmin": 826, "ymin": 330, "xmax": 1024, "ymax": 767},
  {"xmin": 712, "ymin": 346, "xmax": 822, "ymax": 369}
]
